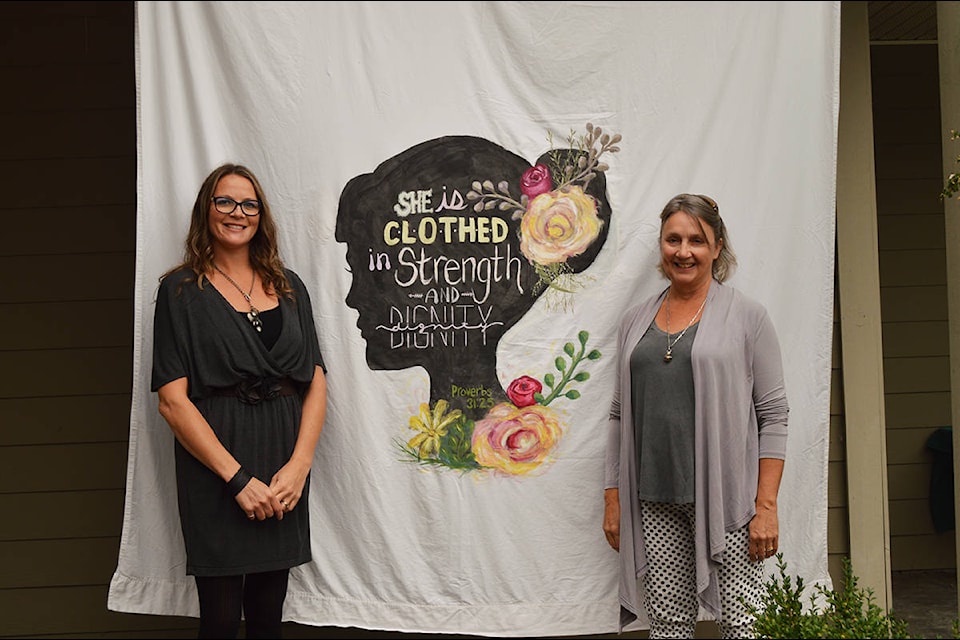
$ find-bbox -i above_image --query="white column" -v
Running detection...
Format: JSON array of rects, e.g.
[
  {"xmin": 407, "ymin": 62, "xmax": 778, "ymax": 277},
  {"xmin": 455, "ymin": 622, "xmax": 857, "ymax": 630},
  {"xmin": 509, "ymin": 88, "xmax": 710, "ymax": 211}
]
[
  {"xmin": 938, "ymin": 0, "xmax": 960, "ymax": 625},
  {"xmin": 837, "ymin": 0, "xmax": 892, "ymax": 609}
]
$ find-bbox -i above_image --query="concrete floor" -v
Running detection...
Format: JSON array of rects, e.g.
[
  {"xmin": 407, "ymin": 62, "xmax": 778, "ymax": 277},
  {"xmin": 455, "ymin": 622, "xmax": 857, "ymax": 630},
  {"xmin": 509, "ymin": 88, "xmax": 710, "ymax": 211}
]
[{"xmin": 893, "ymin": 569, "xmax": 959, "ymax": 639}]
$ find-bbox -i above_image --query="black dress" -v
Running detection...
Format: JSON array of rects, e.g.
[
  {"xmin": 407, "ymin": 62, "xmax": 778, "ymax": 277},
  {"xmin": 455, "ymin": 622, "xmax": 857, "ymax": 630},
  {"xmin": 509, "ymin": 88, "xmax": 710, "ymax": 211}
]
[{"xmin": 151, "ymin": 267, "xmax": 325, "ymax": 577}]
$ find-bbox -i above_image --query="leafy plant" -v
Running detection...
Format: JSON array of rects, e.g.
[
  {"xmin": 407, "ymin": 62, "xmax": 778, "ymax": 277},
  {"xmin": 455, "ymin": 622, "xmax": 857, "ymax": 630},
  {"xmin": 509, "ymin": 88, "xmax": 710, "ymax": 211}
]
[
  {"xmin": 942, "ymin": 129, "xmax": 960, "ymax": 201},
  {"xmin": 746, "ymin": 554, "xmax": 919, "ymax": 638}
]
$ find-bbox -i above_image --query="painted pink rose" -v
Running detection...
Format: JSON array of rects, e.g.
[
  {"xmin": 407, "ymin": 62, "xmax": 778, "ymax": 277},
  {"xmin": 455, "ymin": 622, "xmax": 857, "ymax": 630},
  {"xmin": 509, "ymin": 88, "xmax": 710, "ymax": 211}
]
[
  {"xmin": 520, "ymin": 164, "xmax": 553, "ymax": 199},
  {"xmin": 506, "ymin": 375, "xmax": 542, "ymax": 408},
  {"xmin": 520, "ymin": 185, "xmax": 602, "ymax": 265},
  {"xmin": 471, "ymin": 402, "xmax": 562, "ymax": 475}
]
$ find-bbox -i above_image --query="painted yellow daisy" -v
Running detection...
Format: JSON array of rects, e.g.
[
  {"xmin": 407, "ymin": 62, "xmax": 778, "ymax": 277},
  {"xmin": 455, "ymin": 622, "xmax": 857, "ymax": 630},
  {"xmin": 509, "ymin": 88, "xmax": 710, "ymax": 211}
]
[{"xmin": 407, "ymin": 399, "xmax": 462, "ymax": 458}]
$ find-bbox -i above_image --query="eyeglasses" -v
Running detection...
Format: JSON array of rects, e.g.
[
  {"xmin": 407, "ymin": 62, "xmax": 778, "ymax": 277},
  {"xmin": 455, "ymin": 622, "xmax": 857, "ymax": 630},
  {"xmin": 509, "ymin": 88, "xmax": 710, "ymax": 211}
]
[{"xmin": 211, "ymin": 196, "xmax": 261, "ymax": 216}]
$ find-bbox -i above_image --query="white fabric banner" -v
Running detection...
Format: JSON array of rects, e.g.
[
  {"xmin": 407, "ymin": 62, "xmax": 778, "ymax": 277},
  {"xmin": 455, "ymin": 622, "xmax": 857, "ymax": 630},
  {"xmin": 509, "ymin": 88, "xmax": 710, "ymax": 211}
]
[{"xmin": 110, "ymin": 1, "xmax": 840, "ymax": 636}]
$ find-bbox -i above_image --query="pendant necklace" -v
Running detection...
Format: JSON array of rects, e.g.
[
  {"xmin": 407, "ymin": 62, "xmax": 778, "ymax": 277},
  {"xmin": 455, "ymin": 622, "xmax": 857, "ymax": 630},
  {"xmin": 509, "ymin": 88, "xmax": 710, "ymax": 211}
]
[
  {"xmin": 213, "ymin": 264, "xmax": 262, "ymax": 332},
  {"xmin": 663, "ymin": 290, "xmax": 707, "ymax": 363}
]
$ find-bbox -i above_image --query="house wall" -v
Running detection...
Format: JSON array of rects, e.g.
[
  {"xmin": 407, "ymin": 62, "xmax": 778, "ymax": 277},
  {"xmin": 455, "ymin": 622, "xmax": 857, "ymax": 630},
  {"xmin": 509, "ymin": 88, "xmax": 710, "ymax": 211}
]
[
  {"xmin": 872, "ymin": 42, "xmax": 955, "ymax": 572},
  {"xmin": 829, "ymin": 3, "xmax": 953, "ymax": 593},
  {"xmin": 828, "ymin": 291, "xmax": 852, "ymax": 583}
]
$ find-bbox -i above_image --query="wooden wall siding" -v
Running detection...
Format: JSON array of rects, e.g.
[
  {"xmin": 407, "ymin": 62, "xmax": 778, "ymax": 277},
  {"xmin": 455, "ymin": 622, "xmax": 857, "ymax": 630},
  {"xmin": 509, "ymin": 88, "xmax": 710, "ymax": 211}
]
[
  {"xmin": 828, "ymin": 278, "xmax": 851, "ymax": 588},
  {"xmin": 872, "ymin": 42, "xmax": 953, "ymax": 572},
  {"xmin": 827, "ymin": 341, "xmax": 850, "ymax": 583},
  {"xmin": 885, "ymin": 391, "xmax": 954, "ymax": 427}
]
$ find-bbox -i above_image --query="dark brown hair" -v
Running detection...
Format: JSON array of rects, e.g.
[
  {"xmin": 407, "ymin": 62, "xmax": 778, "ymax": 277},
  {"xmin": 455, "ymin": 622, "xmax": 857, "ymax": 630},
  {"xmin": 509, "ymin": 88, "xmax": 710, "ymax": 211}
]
[{"xmin": 162, "ymin": 163, "xmax": 294, "ymax": 299}]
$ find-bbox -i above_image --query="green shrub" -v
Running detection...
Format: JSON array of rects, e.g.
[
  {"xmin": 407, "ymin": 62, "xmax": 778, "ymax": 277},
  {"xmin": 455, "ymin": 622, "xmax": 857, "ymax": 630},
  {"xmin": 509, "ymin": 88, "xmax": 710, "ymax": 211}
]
[
  {"xmin": 745, "ymin": 554, "xmax": 915, "ymax": 638},
  {"xmin": 943, "ymin": 129, "xmax": 960, "ymax": 202}
]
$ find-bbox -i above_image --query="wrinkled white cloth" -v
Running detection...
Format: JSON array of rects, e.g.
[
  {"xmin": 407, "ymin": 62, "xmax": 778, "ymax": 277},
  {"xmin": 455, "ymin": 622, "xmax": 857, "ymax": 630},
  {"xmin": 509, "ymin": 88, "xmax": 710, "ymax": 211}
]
[{"xmin": 110, "ymin": 2, "xmax": 839, "ymax": 635}]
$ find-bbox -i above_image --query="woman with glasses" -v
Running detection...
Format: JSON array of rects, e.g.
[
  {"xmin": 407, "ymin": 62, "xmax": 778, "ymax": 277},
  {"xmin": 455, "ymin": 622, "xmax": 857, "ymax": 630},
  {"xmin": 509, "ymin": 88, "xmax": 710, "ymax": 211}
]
[{"xmin": 151, "ymin": 163, "xmax": 327, "ymax": 638}]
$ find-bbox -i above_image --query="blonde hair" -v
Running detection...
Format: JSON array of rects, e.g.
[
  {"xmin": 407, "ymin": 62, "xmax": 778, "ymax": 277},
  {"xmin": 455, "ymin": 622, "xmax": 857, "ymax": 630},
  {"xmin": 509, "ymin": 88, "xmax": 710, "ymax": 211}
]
[{"xmin": 657, "ymin": 193, "xmax": 737, "ymax": 283}]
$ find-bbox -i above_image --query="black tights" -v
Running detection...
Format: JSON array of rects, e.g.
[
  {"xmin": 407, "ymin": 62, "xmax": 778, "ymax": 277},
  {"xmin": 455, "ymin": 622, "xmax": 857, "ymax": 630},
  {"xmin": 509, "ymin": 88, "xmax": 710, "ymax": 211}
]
[{"xmin": 195, "ymin": 568, "xmax": 289, "ymax": 639}]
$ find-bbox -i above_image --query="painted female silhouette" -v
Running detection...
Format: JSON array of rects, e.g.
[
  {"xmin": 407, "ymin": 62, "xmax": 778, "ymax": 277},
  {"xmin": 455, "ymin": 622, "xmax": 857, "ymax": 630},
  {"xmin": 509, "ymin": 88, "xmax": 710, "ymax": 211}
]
[{"xmin": 335, "ymin": 124, "xmax": 619, "ymax": 474}]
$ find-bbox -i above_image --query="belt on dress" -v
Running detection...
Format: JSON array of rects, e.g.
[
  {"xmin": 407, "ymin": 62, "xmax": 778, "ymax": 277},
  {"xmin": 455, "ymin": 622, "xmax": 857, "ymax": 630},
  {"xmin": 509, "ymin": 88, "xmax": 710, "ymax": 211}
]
[{"xmin": 209, "ymin": 376, "xmax": 300, "ymax": 405}]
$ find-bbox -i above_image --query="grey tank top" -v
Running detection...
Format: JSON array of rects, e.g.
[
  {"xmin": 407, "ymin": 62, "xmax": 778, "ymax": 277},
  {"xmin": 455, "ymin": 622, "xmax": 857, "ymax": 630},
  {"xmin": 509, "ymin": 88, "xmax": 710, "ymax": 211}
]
[{"xmin": 629, "ymin": 320, "xmax": 698, "ymax": 503}]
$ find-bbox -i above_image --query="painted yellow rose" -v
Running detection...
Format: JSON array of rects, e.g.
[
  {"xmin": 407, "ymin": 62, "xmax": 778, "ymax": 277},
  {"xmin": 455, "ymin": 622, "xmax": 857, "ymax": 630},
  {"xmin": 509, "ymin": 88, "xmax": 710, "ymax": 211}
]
[
  {"xmin": 519, "ymin": 185, "xmax": 602, "ymax": 265},
  {"xmin": 471, "ymin": 402, "xmax": 562, "ymax": 475}
]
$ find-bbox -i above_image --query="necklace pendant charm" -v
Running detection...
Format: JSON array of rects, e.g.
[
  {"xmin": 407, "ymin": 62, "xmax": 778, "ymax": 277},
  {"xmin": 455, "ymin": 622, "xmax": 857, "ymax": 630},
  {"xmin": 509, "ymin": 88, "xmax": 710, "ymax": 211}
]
[
  {"xmin": 214, "ymin": 264, "xmax": 262, "ymax": 332},
  {"xmin": 663, "ymin": 289, "xmax": 707, "ymax": 365},
  {"xmin": 247, "ymin": 307, "xmax": 263, "ymax": 333}
]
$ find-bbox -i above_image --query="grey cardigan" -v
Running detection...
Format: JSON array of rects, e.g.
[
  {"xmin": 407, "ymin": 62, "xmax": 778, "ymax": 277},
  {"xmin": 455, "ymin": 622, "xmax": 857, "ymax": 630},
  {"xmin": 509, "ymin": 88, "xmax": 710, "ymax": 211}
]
[{"xmin": 605, "ymin": 280, "xmax": 788, "ymax": 629}]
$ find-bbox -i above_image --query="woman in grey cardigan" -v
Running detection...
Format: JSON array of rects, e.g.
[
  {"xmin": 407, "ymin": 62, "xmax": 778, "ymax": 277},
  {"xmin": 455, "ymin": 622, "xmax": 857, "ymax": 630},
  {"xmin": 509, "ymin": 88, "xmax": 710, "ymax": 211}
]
[{"xmin": 603, "ymin": 194, "xmax": 788, "ymax": 638}]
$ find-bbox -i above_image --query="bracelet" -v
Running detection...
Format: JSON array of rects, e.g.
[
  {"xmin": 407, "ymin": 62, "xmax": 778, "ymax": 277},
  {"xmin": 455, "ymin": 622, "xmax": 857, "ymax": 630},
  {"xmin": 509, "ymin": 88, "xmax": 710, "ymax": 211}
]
[{"xmin": 227, "ymin": 467, "xmax": 252, "ymax": 496}]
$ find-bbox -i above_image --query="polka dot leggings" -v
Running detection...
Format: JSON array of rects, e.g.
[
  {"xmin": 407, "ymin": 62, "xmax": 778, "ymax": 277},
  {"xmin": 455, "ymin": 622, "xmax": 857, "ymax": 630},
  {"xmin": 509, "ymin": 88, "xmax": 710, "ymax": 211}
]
[{"xmin": 640, "ymin": 501, "xmax": 763, "ymax": 639}]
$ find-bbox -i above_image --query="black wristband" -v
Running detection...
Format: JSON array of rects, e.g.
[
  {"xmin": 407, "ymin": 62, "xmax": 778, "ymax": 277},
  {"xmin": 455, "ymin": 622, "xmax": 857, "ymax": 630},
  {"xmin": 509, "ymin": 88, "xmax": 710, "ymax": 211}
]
[{"xmin": 227, "ymin": 467, "xmax": 252, "ymax": 496}]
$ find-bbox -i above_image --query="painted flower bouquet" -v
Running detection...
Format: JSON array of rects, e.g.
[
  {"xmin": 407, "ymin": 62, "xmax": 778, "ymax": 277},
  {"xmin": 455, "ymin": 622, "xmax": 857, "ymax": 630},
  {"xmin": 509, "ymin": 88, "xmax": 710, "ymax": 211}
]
[
  {"xmin": 466, "ymin": 122, "xmax": 621, "ymax": 294},
  {"xmin": 399, "ymin": 331, "xmax": 601, "ymax": 476}
]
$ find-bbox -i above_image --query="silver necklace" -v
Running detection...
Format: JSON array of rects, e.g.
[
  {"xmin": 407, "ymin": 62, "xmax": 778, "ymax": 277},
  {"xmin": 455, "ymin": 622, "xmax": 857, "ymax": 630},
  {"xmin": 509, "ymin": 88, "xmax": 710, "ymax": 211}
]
[
  {"xmin": 664, "ymin": 291, "xmax": 707, "ymax": 363},
  {"xmin": 213, "ymin": 264, "xmax": 262, "ymax": 332}
]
